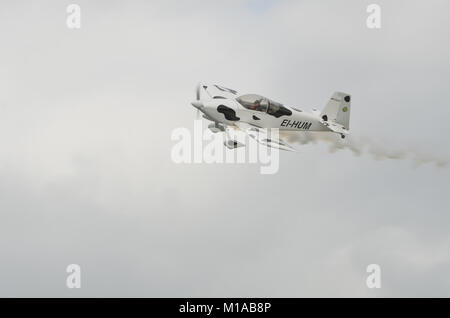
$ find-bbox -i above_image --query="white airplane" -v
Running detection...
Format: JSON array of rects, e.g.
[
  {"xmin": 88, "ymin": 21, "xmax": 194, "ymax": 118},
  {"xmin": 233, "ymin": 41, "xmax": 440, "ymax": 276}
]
[{"xmin": 191, "ymin": 84, "xmax": 351, "ymax": 151}]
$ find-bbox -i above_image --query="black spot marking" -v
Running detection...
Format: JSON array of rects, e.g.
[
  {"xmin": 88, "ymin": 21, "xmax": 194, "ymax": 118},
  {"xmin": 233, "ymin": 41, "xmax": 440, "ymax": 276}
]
[
  {"xmin": 217, "ymin": 105, "xmax": 240, "ymax": 121},
  {"xmin": 344, "ymin": 95, "xmax": 350, "ymax": 102},
  {"xmin": 252, "ymin": 115, "xmax": 260, "ymax": 120},
  {"xmin": 267, "ymin": 105, "xmax": 292, "ymax": 118}
]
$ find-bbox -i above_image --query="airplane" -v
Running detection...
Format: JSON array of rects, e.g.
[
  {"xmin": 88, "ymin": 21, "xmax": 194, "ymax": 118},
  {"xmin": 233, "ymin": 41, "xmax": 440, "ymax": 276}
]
[{"xmin": 191, "ymin": 84, "xmax": 351, "ymax": 151}]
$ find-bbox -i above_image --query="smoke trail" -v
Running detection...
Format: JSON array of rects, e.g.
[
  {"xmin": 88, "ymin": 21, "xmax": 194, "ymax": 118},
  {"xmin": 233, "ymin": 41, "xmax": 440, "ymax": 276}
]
[{"xmin": 282, "ymin": 132, "xmax": 449, "ymax": 168}]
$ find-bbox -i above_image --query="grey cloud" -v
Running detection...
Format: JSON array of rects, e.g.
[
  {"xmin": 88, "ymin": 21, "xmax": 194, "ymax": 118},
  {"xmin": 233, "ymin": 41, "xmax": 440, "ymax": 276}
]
[{"xmin": 0, "ymin": 0, "xmax": 449, "ymax": 297}]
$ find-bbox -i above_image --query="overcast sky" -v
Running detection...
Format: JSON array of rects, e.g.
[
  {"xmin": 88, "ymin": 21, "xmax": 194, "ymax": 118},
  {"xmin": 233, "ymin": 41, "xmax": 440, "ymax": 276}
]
[{"xmin": 1, "ymin": 0, "xmax": 450, "ymax": 297}]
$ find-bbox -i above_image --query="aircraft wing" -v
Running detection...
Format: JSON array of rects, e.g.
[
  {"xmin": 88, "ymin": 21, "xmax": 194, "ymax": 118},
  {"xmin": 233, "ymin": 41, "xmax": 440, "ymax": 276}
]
[
  {"xmin": 202, "ymin": 84, "xmax": 239, "ymax": 100},
  {"xmin": 234, "ymin": 122, "xmax": 297, "ymax": 152},
  {"xmin": 321, "ymin": 120, "xmax": 349, "ymax": 136}
]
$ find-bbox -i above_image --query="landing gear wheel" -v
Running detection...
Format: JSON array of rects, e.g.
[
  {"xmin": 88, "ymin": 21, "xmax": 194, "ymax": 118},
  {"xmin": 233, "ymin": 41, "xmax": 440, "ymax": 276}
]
[{"xmin": 341, "ymin": 134, "xmax": 345, "ymax": 139}]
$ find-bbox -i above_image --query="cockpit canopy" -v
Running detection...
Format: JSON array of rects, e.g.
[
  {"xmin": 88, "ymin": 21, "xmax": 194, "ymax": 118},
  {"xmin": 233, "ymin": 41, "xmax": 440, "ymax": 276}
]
[{"xmin": 236, "ymin": 94, "xmax": 292, "ymax": 118}]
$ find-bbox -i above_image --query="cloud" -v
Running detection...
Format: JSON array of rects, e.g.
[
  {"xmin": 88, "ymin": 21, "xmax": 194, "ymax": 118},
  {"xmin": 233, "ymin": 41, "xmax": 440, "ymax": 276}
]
[{"xmin": 0, "ymin": 0, "xmax": 450, "ymax": 297}]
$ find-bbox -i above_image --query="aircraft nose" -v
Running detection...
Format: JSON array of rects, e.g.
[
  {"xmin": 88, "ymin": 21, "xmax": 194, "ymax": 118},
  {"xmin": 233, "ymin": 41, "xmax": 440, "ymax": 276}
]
[{"xmin": 191, "ymin": 101, "xmax": 204, "ymax": 109}]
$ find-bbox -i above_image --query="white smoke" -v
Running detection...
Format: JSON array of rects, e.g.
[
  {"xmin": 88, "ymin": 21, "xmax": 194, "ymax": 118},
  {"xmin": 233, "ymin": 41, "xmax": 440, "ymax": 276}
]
[{"xmin": 282, "ymin": 132, "xmax": 449, "ymax": 168}]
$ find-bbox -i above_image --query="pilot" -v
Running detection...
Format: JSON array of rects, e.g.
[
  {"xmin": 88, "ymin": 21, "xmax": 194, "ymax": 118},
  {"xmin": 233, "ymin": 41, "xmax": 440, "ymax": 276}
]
[{"xmin": 250, "ymin": 99, "xmax": 261, "ymax": 111}]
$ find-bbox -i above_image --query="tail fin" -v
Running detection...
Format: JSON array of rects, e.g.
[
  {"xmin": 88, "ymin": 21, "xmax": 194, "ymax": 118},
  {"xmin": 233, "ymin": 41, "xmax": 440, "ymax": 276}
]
[{"xmin": 320, "ymin": 92, "xmax": 351, "ymax": 130}]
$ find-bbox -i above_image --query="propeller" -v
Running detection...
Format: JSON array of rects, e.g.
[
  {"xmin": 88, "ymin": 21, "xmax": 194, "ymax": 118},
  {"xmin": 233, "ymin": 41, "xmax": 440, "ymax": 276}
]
[
  {"xmin": 196, "ymin": 83, "xmax": 201, "ymax": 100},
  {"xmin": 195, "ymin": 83, "xmax": 201, "ymax": 119}
]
